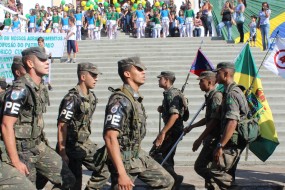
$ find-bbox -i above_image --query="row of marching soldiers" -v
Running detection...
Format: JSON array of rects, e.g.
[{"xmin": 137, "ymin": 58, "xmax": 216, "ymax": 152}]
[{"xmin": 0, "ymin": 47, "xmax": 249, "ymax": 190}]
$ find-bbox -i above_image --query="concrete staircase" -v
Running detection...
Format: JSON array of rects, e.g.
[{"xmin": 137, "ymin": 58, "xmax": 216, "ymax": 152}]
[{"xmin": 44, "ymin": 34, "xmax": 285, "ymax": 166}]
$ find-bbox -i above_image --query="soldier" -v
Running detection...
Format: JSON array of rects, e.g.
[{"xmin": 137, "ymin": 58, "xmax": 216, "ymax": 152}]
[
  {"xmin": 1, "ymin": 47, "xmax": 75, "ymax": 189},
  {"xmin": 103, "ymin": 57, "xmax": 174, "ymax": 190},
  {"xmin": 206, "ymin": 62, "xmax": 249, "ymax": 189},
  {"xmin": 0, "ymin": 77, "xmax": 7, "ymax": 103},
  {"xmin": 11, "ymin": 56, "xmax": 27, "ymax": 80},
  {"xmin": 184, "ymin": 71, "xmax": 223, "ymax": 188},
  {"xmin": 57, "ymin": 62, "xmax": 110, "ymax": 190},
  {"xmin": 154, "ymin": 71, "xmax": 187, "ymax": 190}
]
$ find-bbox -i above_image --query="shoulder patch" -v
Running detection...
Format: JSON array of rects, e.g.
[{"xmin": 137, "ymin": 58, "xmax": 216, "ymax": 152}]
[
  {"xmin": 227, "ymin": 96, "xmax": 233, "ymax": 105},
  {"xmin": 111, "ymin": 104, "xmax": 119, "ymax": 113},
  {"xmin": 66, "ymin": 102, "xmax": 73, "ymax": 109},
  {"xmin": 11, "ymin": 89, "xmax": 25, "ymax": 100}
]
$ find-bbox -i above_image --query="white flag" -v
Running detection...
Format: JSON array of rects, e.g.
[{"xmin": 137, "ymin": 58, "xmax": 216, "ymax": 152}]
[{"xmin": 264, "ymin": 38, "xmax": 285, "ymax": 78}]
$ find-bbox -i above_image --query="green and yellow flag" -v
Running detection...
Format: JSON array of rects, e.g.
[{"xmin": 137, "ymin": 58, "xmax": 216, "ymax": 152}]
[{"xmin": 234, "ymin": 43, "xmax": 279, "ymax": 161}]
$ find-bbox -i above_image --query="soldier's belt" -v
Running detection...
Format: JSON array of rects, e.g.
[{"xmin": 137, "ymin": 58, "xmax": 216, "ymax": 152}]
[{"xmin": 16, "ymin": 137, "xmax": 42, "ymax": 151}]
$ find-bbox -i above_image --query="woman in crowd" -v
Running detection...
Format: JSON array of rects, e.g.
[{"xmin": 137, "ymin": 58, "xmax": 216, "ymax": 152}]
[
  {"xmin": 258, "ymin": 2, "xmax": 271, "ymax": 51},
  {"xmin": 233, "ymin": 0, "xmax": 246, "ymax": 43},
  {"xmin": 161, "ymin": 3, "xmax": 171, "ymax": 38},
  {"xmin": 134, "ymin": 3, "xmax": 146, "ymax": 39},
  {"xmin": 201, "ymin": 0, "xmax": 213, "ymax": 37},
  {"xmin": 217, "ymin": 1, "xmax": 234, "ymax": 41},
  {"xmin": 74, "ymin": 7, "xmax": 83, "ymax": 40},
  {"xmin": 193, "ymin": 11, "xmax": 203, "ymax": 37},
  {"xmin": 184, "ymin": 3, "xmax": 195, "ymax": 37}
]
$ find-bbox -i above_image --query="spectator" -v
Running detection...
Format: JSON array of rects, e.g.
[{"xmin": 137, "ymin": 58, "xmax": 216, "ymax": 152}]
[
  {"xmin": 42, "ymin": 12, "xmax": 50, "ymax": 32},
  {"xmin": 85, "ymin": 10, "xmax": 95, "ymax": 39},
  {"xmin": 184, "ymin": 3, "xmax": 195, "ymax": 37},
  {"xmin": 27, "ymin": 9, "xmax": 36, "ymax": 33},
  {"xmin": 233, "ymin": 0, "xmax": 246, "ymax": 43},
  {"xmin": 201, "ymin": 0, "xmax": 213, "ymax": 37},
  {"xmin": 61, "ymin": 11, "xmax": 69, "ymax": 33},
  {"xmin": 34, "ymin": 3, "xmax": 40, "ymax": 12},
  {"xmin": 193, "ymin": 11, "xmax": 203, "ymax": 37},
  {"xmin": 161, "ymin": 3, "xmax": 171, "ymax": 38},
  {"xmin": 94, "ymin": 12, "xmax": 102, "ymax": 40},
  {"xmin": 249, "ymin": 15, "xmax": 257, "ymax": 47},
  {"xmin": 50, "ymin": 10, "xmax": 61, "ymax": 33},
  {"xmin": 217, "ymin": 1, "xmax": 234, "ymax": 41},
  {"xmin": 35, "ymin": 12, "xmax": 43, "ymax": 33},
  {"xmin": 134, "ymin": 3, "xmax": 145, "ymax": 39},
  {"xmin": 16, "ymin": 3, "xmax": 23, "ymax": 15},
  {"xmin": 177, "ymin": 10, "xmax": 185, "ymax": 37},
  {"xmin": 74, "ymin": 7, "xmax": 83, "ymax": 40},
  {"xmin": 8, "ymin": 0, "xmax": 17, "ymax": 12},
  {"xmin": 258, "ymin": 2, "xmax": 271, "ymax": 51},
  {"xmin": 65, "ymin": 16, "xmax": 77, "ymax": 63},
  {"xmin": 3, "ymin": 12, "xmax": 12, "ymax": 32},
  {"xmin": 151, "ymin": 9, "xmax": 161, "ymax": 38},
  {"xmin": 40, "ymin": 5, "xmax": 47, "ymax": 17},
  {"xmin": 11, "ymin": 14, "xmax": 21, "ymax": 32}
]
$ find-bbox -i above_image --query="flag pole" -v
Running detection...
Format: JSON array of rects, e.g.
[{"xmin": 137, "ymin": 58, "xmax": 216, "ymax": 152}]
[
  {"xmin": 181, "ymin": 40, "xmax": 204, "ymax": 93},
  {"xmin": 245, "ymin": 30, "xmax": 279, "ymax": 96},
  {"xmin": 161, "ymin": 102, "xmax": 206, "ymax": 166}
]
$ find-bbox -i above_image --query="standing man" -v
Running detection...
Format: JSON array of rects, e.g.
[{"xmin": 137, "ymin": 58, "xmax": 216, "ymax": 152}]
[
  {"xmin": 155, "ymin": 71, "xmax": 187, "ymax": 190},
  {"xmin": 57, "ymin": 62, "xmax": 110, "ymax": 190},
  {"xmin": 184, "ymin": 71, "xmax": 222, "ymax": 188},
  {"xmin": 104, "ymin": 57, "xmax": 174, "ymax": 190},
  {"xmin": 206, "ymin": 62, "xmax": 249, "ymax": 189},
  {"xmin": 1, "ymin": 47, "xmax": 75, "ymax": 189}
]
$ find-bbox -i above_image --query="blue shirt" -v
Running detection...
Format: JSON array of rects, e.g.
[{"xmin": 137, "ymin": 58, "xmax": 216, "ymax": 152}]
[
  {"xmin": 62, "ymin": 17, "xmax": 69, "ymax": 26},
  {"xmin": 12, "ymin": 20, "xmax": 20, "ymax": 29},
  {"xmin": 249, "ymin": 22, "xmax": 257, "ymax": 35},
  {"xmin": 135, "ymin": 10, "xmax": 144, "ymax": 18},
  {"xmin": 259, "ymin": 10, "xmax": 271, "ymax": 25},
  {"xmin": 87, "ymin": 16, "xmax": 95, "ymax": 24},
  {"xmin": 161, "ymin": 10, "xmax": 169, "ymax": 18},
  {"xmin": 177, "ymin": 16, "xmax": 185, "ymax": 24},
  {"xmin": 29, "ymin": 15, "xmax": 36, "ymax": 23},
  {"xmin": 75, "ymin": 13, "xmax": 83, "ymax": 21}
]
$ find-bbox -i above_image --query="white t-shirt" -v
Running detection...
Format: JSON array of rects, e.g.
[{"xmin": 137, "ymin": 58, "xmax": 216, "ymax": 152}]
[{"xmin": 67, "ymin": 25, "xmax": 76, "ymax": 40}]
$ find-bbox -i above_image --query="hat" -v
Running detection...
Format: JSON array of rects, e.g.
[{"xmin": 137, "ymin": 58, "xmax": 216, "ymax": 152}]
[
  {"xmin": 0, "ymin": 77, "xmax": 7, "ymax": 89},
  {"xmin": 77, "ymin": 62, "xmax": 101, "ymax": 75},
  {"xmin": 13, "ymin": 56, "xmax": 24, "ymax": 66},
  {"xmin": 197, "ymin": 71, "xmax": 216, "ymax": 80},
  {"xmin": 118, "ymin": 57, "xmax": 146, "ymax": 70},
  {"xmin": 157, "ymin": 71, "xmax": 175, "ymax": 78},
  {"xmin": 213, "ymin": 62, "xmax": 235, "ymax": 72},
  {"xmin": 21, "ymin": 47, "xmax": 48, "ymax": 60}
]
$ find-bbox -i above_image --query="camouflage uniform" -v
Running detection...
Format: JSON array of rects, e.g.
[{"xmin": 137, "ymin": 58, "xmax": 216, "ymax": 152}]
[
  {"xmin": 104, "ymin": 57, "xmax": 174, "ymax": 190},
  {"xmin": 207, "ymin": 63, "xmax": 249, "ymax": 189},
  {"xmin": 1, "ymin": 47, "xmax": 75, "ymax": 189},
  {"xmin": 57, "ymin": 78, "xmax": 110, "ymax": 190}
]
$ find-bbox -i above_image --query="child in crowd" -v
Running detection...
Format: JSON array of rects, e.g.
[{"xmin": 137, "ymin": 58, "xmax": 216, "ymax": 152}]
[
  {"xmin": 193, "ymin": 12, "xmax": 203, "ymax": 37},
  {"xmin": 134, "ymin": 3, "xmax": 145, "ymax": 39},
  {"xmin": 160, "ymin": 3, "xmax": 171, "ymax": 38},
  {"xmin": 112, "ymin": 6, "xmax": 120, "ymax": 39},
  {"xmin": 177, "ymin": 10, "xmax": 185, "ymax": 37},
  {"xmin": 152, "ymin": 10, "xmax": 161, "ymax": 38},
  {"xmin": 94, "ymin": 13, "xmax": 102, "ymax": 40},
  {"xmin": 106, "ymin": 6, "xmax": 114, "ymax": 39},
  {"xmin": 12, "ymin": 14, "xmax": 21, "ymax": 32},
  {"xmin": 184, "ymin": 3, "xmax": 195, "ymax": 37},
  {"xmin": 42, "ymin": 12, "xmax": 50, "ymax": 32},
  {"xmin": 35, "ymin": 13, "xmax": 43, "ymax": 33},
  {"xmin": 38, "ymin": 37, "xmax": 53, "ymax": 90},
  {"xmin": 50, "ymin": 10, "xmax": 61, "ymax": 33},
  {"xmin": 249, "ymin": 15, "xmax": 257, "ymax": 47},
  {"xmin": 66, "ymin": 16, "xmax": 77, "ymax": 63},
  {"xmin": 61, "ymin": 11, "xmax": 69, "ymax": 33},
  {"xmin": 3, "ymin": 12, "xmax": 12, "ymax": 32},
  {"xmin": 86, "ymin": 10, "xmax": 95, "ymax": 39},
  {"xmin": 28, "ymin": 9, "xmax": 36, "ymax": 33},
  {"xmin": 74, "ymin": 7, "xmax": 83, "ymax": 40}
]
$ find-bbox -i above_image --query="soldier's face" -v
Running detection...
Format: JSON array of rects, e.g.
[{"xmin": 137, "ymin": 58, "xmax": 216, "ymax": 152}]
[
  {"xmin": 85, "ymin": 72, "xmax": 98, "ymax": 89},
  {"xmin": 33, "ymin": 56, "xmax": 49, "ymax": 76},
  {"xmin": 216, "ymin": 70, "xmax": 225, "ymax": 84},
  {"xmin": 158, "ymin": 77, "xmax": 167, "ymax": 88},
  {"xmin": 199, "ymin": 78, "xmax": 209, "ymax": 92},
  {"xmin": 128, "ymin": 65, "xmax": 145, "ymax": 86}
]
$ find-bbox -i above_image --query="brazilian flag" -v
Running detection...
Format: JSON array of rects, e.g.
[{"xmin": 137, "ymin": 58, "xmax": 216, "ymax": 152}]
[{"xmin": 234, "ymin": 43, "xmax": 279, "ymax": 161}]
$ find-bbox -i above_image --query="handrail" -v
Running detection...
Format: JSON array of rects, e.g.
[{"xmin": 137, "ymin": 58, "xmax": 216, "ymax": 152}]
[{"xmin": 0, "ymin": 4, "xmax": 27, "ymax": 32}]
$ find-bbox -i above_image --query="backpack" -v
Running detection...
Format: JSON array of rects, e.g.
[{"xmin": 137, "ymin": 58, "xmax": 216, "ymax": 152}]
[{"xmin": 227, "ymin": 84, "xmax": 260, "ymax": 145}]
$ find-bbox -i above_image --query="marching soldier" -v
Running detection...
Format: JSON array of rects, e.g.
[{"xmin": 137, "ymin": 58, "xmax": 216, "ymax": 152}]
[
  {"xmin": 1, "ymin": 47, "xmax": 75, "ymax": 189},
  {"xmin": 104, "ymin": 57, "xmax": 174, "ymax": 190},
  {"xmin": 57, "ymin": 62, "xmax": 110, "ymax": 190}
]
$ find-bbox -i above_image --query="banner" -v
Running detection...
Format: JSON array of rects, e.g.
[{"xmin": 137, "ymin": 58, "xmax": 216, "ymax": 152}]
[
  {"xmin": 0, "ymin": 55, "xmax": 15, "ymax": 83},
  {"xmin": 0, "ymin": 33, "xmax": 66, "ymax": 57},
  {"xmin": 234, "ymin": 43, "xmax": 279, "ymax": 162}
]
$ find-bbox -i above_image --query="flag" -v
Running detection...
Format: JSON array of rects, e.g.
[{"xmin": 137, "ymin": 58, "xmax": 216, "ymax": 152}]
[
  {"xmin": 264, "ymin": 37, "xmax": 285, "ymax": 78},
  {"xmin": 190, "ymin": 49, "xmax": 215, "ymax": 76},
  {"xmin": 234, "ymin": 43, "xmax": 279, "ymax": 162}
]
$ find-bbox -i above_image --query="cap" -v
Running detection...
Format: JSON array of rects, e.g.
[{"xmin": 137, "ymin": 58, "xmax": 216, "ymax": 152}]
[
  {"xmin": 213, "ymin": 62, "xmax": 235, "ymax": 72},
  {"xmin": 118, "ymin": 57, "xmax": 146, "ymax": 70},
  {"xmin": 12, "ymin": 56, "xmax": 24, "ymax": 66},
  {"xmin": 21, "ymin": 47, "xmax": 48, "ymax": 60},
  {"xmin": 0, "ymin": 77, "xmax": 7, "ymax": 89},
  {"xmin": 77, "ymin": 62, "xmax": 101, "ymax": 75},
  {"xmin": 197, "ymin": 71, "xmax": 216, "ymax": 80},
  {"xmin": 157, "ymin": 71, "xmax": 175, "ymax": 78}
]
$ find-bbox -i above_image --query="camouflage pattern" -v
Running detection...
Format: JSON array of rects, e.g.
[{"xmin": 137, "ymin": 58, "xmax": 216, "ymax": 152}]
[
  {"xmin": 57, "ymin": 85, "xmax": 109, "ymax": 190},
  {"xmin": 104, "ymin": 85, "xmax": 174, "ymax": 190},
  {"xmin": 194, "ymin": 89, "xmax": 223, "ymax": 185},
  {"xmin": 77, "ymin": 62, "xmax": 101, "ymax": 75},
  {"xmin": 206, "ymin": 82, "xmax": 249, "ymax": 189},
  {"xmin": 1, "ymin": 74, "xmax": 75, "ymax": 189}
]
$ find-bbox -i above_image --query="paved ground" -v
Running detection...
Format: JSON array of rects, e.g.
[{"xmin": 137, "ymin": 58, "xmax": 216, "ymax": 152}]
[{"xmin": 44, "ymin": 164, "xmax": 285, "ymax": 189}]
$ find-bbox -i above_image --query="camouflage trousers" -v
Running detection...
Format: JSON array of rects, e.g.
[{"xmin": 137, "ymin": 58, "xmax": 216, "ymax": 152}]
[
  {"xmin": 0, "ymin": 162, "xmax": 36, "ymax": 190},
  {"xmin": 110, "ymin": 149, "xmax": 174, "ymax": 190},
  {"xmin": 18, "ymin": 141, "xmax": 75, "ymax": 189},
  {"xmin": 64, "ymin": 139, "xmax": 110, "ymax": 190},
  {"xmin": 207, "ymin": 147, "xmax": 242, "ymax": 190}
]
